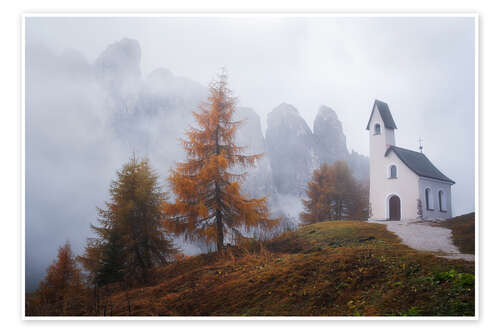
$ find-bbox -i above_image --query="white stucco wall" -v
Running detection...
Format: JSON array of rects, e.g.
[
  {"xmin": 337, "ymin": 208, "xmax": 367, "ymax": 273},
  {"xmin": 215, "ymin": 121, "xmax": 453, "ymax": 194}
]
[
  {"xmin": 371, "ymin": 150, "xmax": 420, "ymax": 220},
  {"xmin": 418, "ymin": 177, "xmax": 453, "ymax": 220},
  {"xmin": 368, "ymin": 105, "xmax": 419, "ymax": 220}
]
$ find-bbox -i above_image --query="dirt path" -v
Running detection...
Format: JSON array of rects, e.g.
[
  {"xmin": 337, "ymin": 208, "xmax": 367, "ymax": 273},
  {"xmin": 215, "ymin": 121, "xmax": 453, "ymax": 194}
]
[{"xmin": 368, "ymin": 220, "xmax": 475, "ymax": 262}]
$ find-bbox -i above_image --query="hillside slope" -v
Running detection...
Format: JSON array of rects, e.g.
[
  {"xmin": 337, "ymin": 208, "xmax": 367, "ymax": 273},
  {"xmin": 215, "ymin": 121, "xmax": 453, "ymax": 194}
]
[
  {"xmin": 436, "ymin": 213, "xmax": 475, "ymax": 255},
  {"xmin": 104, "ymin": 221, "xmax": 474, "ymax": 316}
]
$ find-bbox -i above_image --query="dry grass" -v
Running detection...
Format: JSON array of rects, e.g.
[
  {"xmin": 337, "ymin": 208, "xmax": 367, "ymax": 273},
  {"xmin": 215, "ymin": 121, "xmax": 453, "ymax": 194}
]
[
  {"xmin": 436, "ymin": 213, "xmax": 475, "ymax": 255},
  {"xmin": 100, "ymin": 220, "xmax": 474, "ymax": 316}
]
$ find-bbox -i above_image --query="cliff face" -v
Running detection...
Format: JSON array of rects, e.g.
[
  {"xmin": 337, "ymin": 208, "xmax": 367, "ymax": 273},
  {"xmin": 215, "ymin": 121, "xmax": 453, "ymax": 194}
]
[
  {"xmin": 233, "ymin": 107, "xmax": 275, "ymax": 199},
  {"xmin": 264, "ymin": 103, "xmax": 368, "ymax": 201},
  {"xmin": 313, "ymin": 105, "xmax": 350, "ymax": 165},
  {"xmin": 94, "ymin": 38, "xmax": 142, "ymax": 113},
  {"xmin": 265, "ymin": 103, "xmax": 318, "ymax": 196}
]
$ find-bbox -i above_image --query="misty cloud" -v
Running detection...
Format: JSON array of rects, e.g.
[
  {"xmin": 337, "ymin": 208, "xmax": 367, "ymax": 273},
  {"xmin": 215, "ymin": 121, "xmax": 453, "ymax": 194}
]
[{"xmin": 25, "ymin": 16, "xmax": 475, "ymax": 291}]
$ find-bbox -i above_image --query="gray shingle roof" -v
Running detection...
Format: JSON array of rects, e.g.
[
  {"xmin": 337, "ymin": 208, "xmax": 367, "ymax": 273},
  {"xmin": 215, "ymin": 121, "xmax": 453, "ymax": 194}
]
[
  {"xmin": 366, "ymin": 99, "xmax": 397, "ymax": 130},
  {"xmin": 385, "ymin": 146, "xmax": 455, "ymax": 184}
]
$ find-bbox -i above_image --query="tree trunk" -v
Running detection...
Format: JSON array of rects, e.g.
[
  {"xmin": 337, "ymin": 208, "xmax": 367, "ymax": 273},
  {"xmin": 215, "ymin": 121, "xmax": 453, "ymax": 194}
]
[
  {"xmin": 336, "ymin": 199, "xmax": 342, "ymax": 220},
  {"xmin": 123, "ymin": 281, "xmax": 132, "ymax": 315},
  {"xmin": 216, "ymin": 211, "xmax": 224, "ymax": 251},
  {"xmin": 214, "ymin": 120, "xmax": 224, "ymax": 252},
  {"xmin": 132, "ymin": 245, "xmax": 148, "ymax": 283},
  {"xmin": 126, "ymin": 289, "xmax": 131, "ymax": 315},
  {"xmin": 103, "ymin": 296, "xmax": 107, "ymax": 316},
  {"xmin": 94, "ymin": 283, "xmax": 98, "ymax": 315}
]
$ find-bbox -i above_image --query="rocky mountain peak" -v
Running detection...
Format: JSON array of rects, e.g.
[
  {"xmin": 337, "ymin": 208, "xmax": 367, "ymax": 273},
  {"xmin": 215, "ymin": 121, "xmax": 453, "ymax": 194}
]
[
  {"xmin": 267, "ymin": 103, "xmax": 312, "ymax": 137},
  {"xmin": 315, "ymin": 105, "xmax": 339, "ymax": 123},
  {"xmin": 93, "ymin": 39, "xmax": 142, "ymax": 113},
  {"xmin": 265, "ymin": 103, "xmax": 317, "ymax": 196},
  {"xmin": 264, "ymin": 102, "xmax": 369, "ymax": 200},
  {"xmin": 94, "ymin": 38, "xmax": 141, "ymax": 80},
  {"xmin": 141, "ymin": 67, "xmax": 206, "ymax": 106},
  {"xmin": 313, "ymin": 105, "xmax": 349, "ymax": 165},
  {"xmin": 274, "ymin": 102, "xmax": 299, "ymax": 114}
]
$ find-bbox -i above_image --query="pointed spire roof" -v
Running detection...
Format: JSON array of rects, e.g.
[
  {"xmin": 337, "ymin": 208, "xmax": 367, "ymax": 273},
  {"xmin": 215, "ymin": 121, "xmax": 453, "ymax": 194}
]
[{"xmin": 366, "ymin": 99, "xmax": 397, "ymax": 130}]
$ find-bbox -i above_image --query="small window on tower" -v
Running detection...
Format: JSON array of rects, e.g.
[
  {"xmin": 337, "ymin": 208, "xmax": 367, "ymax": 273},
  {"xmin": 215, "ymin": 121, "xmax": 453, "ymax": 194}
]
[
  {"xmin": 389, "ymin": 165, "xmax": 397, "ymax": 178},
  {"xmin": 374, "ymin": 124, "xmax": 381, "ymax": 135}
]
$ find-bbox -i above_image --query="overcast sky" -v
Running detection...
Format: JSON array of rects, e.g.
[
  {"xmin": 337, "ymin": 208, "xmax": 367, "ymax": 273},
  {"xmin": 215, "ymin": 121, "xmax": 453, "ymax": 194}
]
[
  {"xmin": 28, "ymin": 16, "xmax": 475, "ymax": 151},
  {"xmin": 26, "ymin": 15, "xmax": 475, "ymax": 290}
]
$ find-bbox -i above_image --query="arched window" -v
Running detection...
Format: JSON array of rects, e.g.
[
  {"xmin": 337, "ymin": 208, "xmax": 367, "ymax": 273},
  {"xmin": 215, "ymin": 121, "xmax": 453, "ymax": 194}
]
[
  {"xmin": 374, "ymin": 123, "xmax": 381, "ymax": 135},
  {"xmin": 389, "ymin": 165, "xmax": 397, "ymax": 178},
  {"xmin": 425, "ymin": 188, "xmax": 434, "ymax": 210},
  {"xmin": 439, "ymin": 190, "xmax": 446, "ymax": 212}
]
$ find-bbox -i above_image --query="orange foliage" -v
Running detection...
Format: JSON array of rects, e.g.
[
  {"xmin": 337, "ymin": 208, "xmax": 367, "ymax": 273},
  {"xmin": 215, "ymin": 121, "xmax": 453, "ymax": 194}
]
[
  {"xmin": 300, "ymin": 163, "xmax": 336, "ymax": 224},
  {"xmin": 164, "ymin": 71, "xmax": 278, "ymax": 251},
  {"xmin": 27, "ymin": 242, "xmax": 86, "ymax": 316},
  {"xmin": 300, "ymin": 161, "xmax": 368, "ymax": 224}
]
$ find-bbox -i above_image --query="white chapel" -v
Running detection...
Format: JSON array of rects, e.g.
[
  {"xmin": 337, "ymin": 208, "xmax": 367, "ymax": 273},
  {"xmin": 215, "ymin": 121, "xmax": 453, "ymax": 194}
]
[{"xmin": 366, "ymin": 100, "xmax": 455, "ymax": 221}]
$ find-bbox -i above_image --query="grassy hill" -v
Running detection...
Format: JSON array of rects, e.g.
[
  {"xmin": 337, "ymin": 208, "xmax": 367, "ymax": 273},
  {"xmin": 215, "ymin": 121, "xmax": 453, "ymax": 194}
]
[
  {"xmin": 102, "ymin": 220, "xmax": 474, "ymax": 316},
  {"xmin": 436, "ymin": 213, "xmax": 475, "ymax": 255}
]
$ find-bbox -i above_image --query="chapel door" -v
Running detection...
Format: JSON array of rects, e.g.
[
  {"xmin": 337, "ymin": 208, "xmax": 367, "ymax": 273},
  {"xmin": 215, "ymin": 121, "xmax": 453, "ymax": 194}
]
[{"xmin": 389, "ymin": 195, "xmax": 401, "ymax": 221}]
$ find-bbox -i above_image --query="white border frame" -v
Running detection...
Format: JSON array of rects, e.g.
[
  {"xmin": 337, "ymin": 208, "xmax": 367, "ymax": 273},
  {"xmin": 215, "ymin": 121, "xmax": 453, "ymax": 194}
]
[{"xmin": 20, "ymin": 12, "xmax": 479, "ymax": 321}]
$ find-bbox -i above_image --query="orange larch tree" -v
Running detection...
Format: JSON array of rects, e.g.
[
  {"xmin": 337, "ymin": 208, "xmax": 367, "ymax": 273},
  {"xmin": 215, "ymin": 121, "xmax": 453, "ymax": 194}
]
[
  {"xmin": 164, "ymin": 71, "xmax": 278, "ymax": 251},
  {"xmin": 28, "ymin": 242, "xmax": 85, "ymax": 316},
  {"xmin": 300, "ymin": 163, "xmax": 336, "ymax": 224},
  {"xmin": 300, "ymin": 161, "xmax": 368, "ymax": 224}
]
